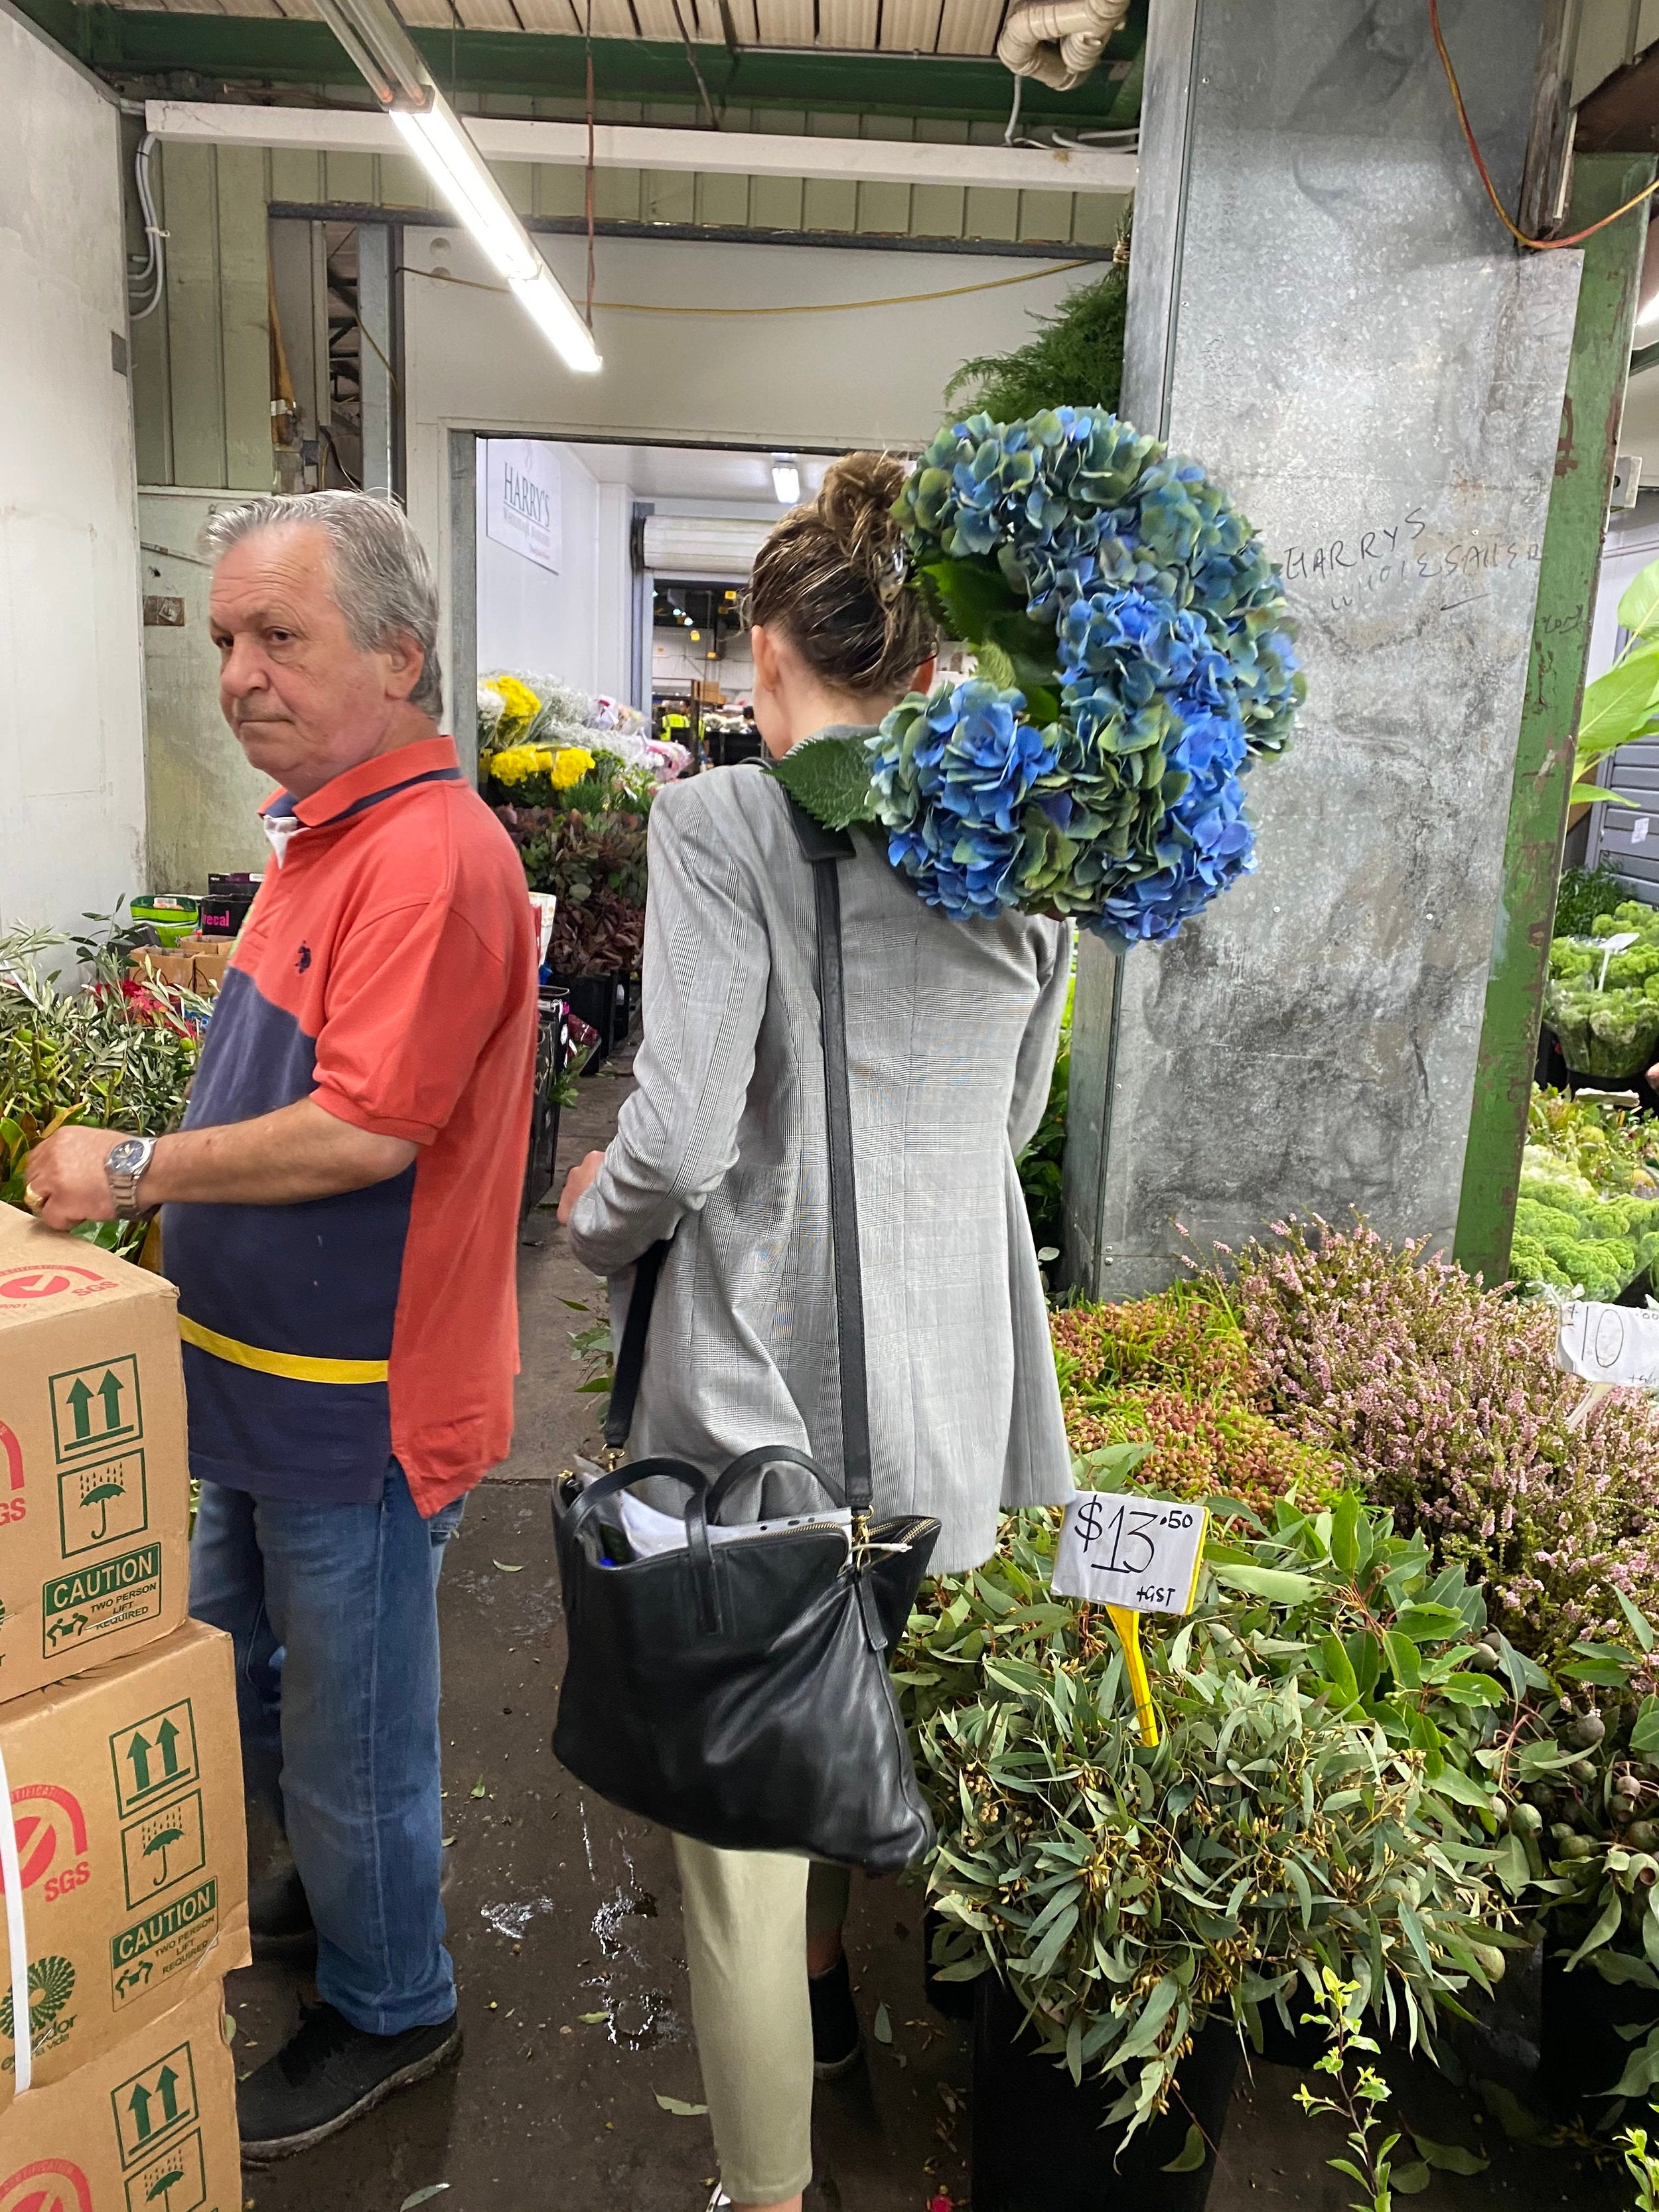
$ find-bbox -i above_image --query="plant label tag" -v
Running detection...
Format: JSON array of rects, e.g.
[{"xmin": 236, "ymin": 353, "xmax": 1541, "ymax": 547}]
[
  {"xmin": 1634, "ymin": 818, "xmax": 1651, "ymax": 845},
  {"xmin": 1555, "ymin": 1301, "xmax": 1659, "ymax": 1388},
  {"xmin": 1050, "ymin": 1494, "xmax": 1208, "ymax": 1613}
]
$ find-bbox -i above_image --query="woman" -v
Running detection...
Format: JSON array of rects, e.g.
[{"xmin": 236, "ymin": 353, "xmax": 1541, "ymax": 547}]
[{"xmin": 559, "ymin": 452, "xmax": 1073, "ymax": 2212}]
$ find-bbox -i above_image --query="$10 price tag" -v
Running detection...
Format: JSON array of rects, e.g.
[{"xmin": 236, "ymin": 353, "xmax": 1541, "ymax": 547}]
[{"xmin": 1050, "ymin": 1493, "xmax": 1208, "ymax": 1613}]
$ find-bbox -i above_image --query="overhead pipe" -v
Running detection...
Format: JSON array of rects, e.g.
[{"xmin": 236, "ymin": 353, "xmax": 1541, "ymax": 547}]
[{"xmin": 995, "ymin": 0, "xmax": 1132, "ymax": 94}]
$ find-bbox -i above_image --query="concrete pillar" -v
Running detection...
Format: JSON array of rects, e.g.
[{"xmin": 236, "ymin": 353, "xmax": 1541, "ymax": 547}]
[{"xmin": 1063, "ymin": 0, "xmax": 1583, "ymax": 1297}]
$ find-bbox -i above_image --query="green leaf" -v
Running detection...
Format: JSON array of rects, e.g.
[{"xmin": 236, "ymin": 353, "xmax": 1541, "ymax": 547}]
[
  {"xmin": 1617, "ymin": 1589, "xmax": 1656, "ymax": 1652},
  {"xmin": 655, "ymin": 2093, "xmax": 709, "ymax": 2116},
  {"xmin": 1392, "ymin": 2161, "xmax": 1432, "ymax": 2195},
  {"xmin": 492, "ymin": 1560, "xmax": 525, "ymax": 1572},
  {"xmin": 1390, "ymin": 1602, "xmax": 1469, "ymax": 1643},
  {"xmin": 873, "ymin": 2002, "xmax": 893, "ymax": 2045},
  {"xmin": 1330, "ymin": 1491, "xmax": 1360, "ymax": 1575},
  {"xmin": 579, "ymin": 2010, "xmax": 611, "ymax": 2023},
  {"xmin": 1207, "ymin": 1562, "xmax": 1319, "ymax": 1604},
  {"xmin": 401, "ymin": 2191, "xmax": 451, "ymax": 2209},
  {"xmin": 1564, "ymin": 1891, "xmax": 1626, "ymax": 1970},
  {"xmin": 1411, "ymin": 2135, "xmax": 1488, "ymax": 2175},
  {"xmin": 1161, "ymin": 2123, "xmax": 1208, "ymax": 2174},
  {"xmin": 920, "ymin": 555, "xmax": 1026, "ymax": 644},
  {"xmin": 1577, "ymin": 645, "xmax": 1659, "ymax": 758},
  {"xmin": 1572, "ymin": 781, "xmax": 1640, "ymax": 806},
  {"xmin": 975, "ymin": 641, "xmax": 1018, "ymax": 689},
  {"xmin": 765, "ymin": 735, "xmax": 877, "ymax": 830},
  {"xmin": 1619, "ymin": 557, "xmax": 1659, "ymax": 639}
]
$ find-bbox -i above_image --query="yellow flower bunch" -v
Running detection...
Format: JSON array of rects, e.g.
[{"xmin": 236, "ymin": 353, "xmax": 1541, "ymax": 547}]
[
  {"xmin": 550, "ymin": 747, "xmax": 595, "ymax": 789},
  {"xmin": 484, "ymin": 675, "xmax": 543, "ymax": 743},
  {"xmin": 487, "ymin": 743, "xmax": 597, "ymax": 790}
]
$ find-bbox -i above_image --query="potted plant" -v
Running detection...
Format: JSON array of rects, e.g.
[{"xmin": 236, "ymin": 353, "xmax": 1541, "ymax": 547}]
[{"xmin": 898, "ymin": 1491, "xmax": 1516, "ymax": 2212}]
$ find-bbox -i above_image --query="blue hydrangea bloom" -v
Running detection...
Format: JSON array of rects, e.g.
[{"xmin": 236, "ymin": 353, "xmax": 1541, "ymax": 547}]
[{"xmin": 879, "ymin": 406, "xmax": 1301, "ymax": 940}]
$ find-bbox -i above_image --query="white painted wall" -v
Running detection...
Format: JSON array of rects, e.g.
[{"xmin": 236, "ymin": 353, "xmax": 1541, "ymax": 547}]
[
  {"xmin": 403, "ymin": 228, "xmax": 1092, "ymax": 731},
  {"xmin": 0, "ymin": 11, "xmax": 147, "ymax": 933},
  {"xmin": 476, "ymin": 441, "xmax": 636, "ymax": 699}
]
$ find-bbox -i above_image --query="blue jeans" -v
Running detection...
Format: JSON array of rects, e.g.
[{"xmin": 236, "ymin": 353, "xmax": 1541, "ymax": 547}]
[{"xmin": 189, "ymin": 1463, "xmax": 466, "ymax": 2035}]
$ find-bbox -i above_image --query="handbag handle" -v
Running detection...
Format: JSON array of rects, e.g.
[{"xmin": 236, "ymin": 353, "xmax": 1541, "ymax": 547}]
[
  {"xmin": 561, "ymin": 1457, "xmax": 723, "ymax": 1633},
  {"xmin": 600, "ymin": 797, "xmax": 873, "ymax": 1522}
]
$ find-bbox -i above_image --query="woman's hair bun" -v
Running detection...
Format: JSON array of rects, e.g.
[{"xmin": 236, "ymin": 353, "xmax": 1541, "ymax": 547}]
[
  {"xmin": 814, "ymin": 452, "xmax": 908, "ymax": 604},
  {"xmin": 749, "ymin": 450, "xmax": 934, "ymax": 700}
]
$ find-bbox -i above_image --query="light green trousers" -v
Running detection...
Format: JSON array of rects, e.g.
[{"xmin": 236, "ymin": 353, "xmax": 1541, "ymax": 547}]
[{"xmin": 672, "ymin": 1836, "xmax": 854, "ymax": 2205}]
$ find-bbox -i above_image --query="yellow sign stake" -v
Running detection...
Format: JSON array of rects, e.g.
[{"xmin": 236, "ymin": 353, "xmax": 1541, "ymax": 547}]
[{"xmin": 1106, "ymin": 1603, "xmax": 1161, "ymax": 1747}]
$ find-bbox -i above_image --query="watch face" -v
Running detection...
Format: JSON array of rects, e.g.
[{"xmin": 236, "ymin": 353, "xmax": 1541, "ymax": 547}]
[{"xmin": 108, "ymin": 1138, "xmax": 149, "ymax": 1174}]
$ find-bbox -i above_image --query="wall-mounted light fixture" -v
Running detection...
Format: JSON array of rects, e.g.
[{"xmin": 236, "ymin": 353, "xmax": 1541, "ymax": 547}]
[
  {"xmin": 314, "ymin": 0, "xmax": 601, "ymax": 376},
  {"xmin": 771, "ymin": 455, "xmax": 801, "ymax": 505}
]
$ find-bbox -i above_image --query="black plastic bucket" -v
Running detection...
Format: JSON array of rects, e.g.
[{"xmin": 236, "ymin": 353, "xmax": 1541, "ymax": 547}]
[{"xmin": 972, "ymin": 1976, "xmax": 1240, "ymax": 2212}]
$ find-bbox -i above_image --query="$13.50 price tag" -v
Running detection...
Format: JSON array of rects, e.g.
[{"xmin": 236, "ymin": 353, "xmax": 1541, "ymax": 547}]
[{"xmin": 1050, "ymin": 1493, "xmax": 1208, "ymax": 1613}]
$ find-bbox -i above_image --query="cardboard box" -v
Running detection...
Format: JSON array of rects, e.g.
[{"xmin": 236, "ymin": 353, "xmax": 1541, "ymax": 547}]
[
  {"xmin": 0, "ymin": 1979, "xmax": 240, "ymax": 2211},
  {"xmin": 0, "ymin": 1619, "xmax": 249, "ymax": 2102},
  {"xmin": 0, "ymin": 1211, "xmax": 189, "ymax": 1702},
  {"xmin": 127, "ymin": 942, "xmax": 234, "ymax": 1000}
]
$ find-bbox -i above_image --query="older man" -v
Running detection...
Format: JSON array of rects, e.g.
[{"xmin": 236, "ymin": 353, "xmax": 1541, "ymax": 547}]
[{"xmin": 28, "ymin": 492, "xmax": 537, "ymax": 2158}]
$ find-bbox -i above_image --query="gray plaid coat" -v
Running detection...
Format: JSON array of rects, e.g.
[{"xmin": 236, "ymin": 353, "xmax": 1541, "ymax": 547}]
[{"xmin": 565, "ymin": 748, "xmax": 1074, "ymax": 1574}]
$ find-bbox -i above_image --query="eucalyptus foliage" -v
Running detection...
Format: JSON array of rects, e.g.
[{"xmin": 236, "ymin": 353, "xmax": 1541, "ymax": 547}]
[{"xmin": 898, "ymin": 1491, "xmax": 1516, "ymax": 2135}]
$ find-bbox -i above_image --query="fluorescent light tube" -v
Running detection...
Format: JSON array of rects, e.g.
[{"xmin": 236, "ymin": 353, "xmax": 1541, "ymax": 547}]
[
  {"xmin": 771, "ymin": 458, "xmax": 801, "ymax": 504},
  {"xmin": 509, "ymin": 265, "xmax": 603, "ymax": 376}
]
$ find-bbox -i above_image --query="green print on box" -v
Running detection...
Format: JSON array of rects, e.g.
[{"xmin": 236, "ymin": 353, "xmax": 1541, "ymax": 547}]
[
  {"xmin": 108, "ymin": 1697, "xmax": 200, "ymax": 1816},
  {"xmin": 57, "ymin": 1449, "xmax": 149, "ymax": 1559},
  {"xmin": 42, "ymin": 1543, "xmax": 164, "ymax": 1655},
  {"xmin": 124, "ymin": 2125, "xmax": 208, "ymax": 2212},
  {"xmin": 50, "ymin": 1356, "xmax": 143, "ymax": 1463},
  {"xmin": 109, "ymin": 1879, "xmax": 220, "ymax": 2010},
  {"xmin": 0, "ymin": 1953, "xmax": 78, "ymax": 2070},
  {"xmin": 112, "ymin": 2035, "xmax": 201, "ymax": 2166},
  {"xmin": 119, "ymin": 1789, "xmax": 207, "ymax": 1909}
]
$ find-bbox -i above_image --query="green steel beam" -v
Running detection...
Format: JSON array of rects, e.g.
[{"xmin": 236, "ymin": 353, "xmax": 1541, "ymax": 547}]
[
  {"xmin": 1453, "ymin": 153, "xmax": 1655, "ymax": 1283},
  {"xmin": 21, "ymin": 0, "xmax": 1144, "ymax": 125}
]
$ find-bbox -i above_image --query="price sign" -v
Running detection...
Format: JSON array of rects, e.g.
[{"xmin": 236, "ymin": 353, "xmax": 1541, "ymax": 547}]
[
  {"xmin": 1051, "ymin": 1493, "xmax": 1208, "ymax": 1613},
  {"xmin": 1555, "ymin": 1301, "xmax": 1659, "ymax": 1389}
]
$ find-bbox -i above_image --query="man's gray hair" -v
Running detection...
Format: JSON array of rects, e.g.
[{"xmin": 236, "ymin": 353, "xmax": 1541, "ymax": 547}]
[{"xmin": 202, "ymin": 491, "xmax": 445, "ymax": 719}]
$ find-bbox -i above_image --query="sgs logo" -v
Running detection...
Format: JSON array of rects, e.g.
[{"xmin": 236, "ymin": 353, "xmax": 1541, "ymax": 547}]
[
  {"xmin": 0, "ymin": 1787, "xmax": 88, "ymax": 1903},
  {"xmin": 0, "ymin": 1421, "xmax": 23, "ymax": 1525},
  {"xmin": 0, "ymin": 2160, "xmax": 92, "ymax": 2212}
]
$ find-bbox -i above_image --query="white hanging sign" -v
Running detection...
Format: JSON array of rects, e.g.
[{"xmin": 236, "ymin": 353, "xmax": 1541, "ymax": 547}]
[
  {"xmin": 486, "ymin": 439, "xmax": 561, "ymax": 573},
  {"xmin": 1555, "ymin": 1300, "xmax": 1659, "ymax": 1388},
  {"xmin": 1051, "ymin": 1493, "xmax": 1208, "ymax": 1613}
]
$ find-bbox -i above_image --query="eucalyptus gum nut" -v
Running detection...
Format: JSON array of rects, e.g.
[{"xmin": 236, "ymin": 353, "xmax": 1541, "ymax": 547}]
[
  {"xmin": 1510, "ymin": 1801, "xmax": 1543, "ymax": 1835},
  {"xmin": 1471, "ymin": 1943, "xmax": 1507, "ymax": 1981},
  {"xmin": 1551, "ymin": 1823, "xmax": 1577, "ymax": 1847},
  {"xmin": 1569, "ymin": 1715, "xmax": 1607, "ymax": 1749},
  {"xmin": 1630, "ymin": 1822, "xmax": 1659, "ymax": 1850},
  {"xmin": 1560, "ymin": 1836, "xmax": 1597, "ymax": 1860}
]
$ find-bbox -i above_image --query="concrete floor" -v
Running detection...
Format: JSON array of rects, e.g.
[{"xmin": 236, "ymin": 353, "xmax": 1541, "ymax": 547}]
[{"xmin": 228, "ymin": 1056, "xmax": 1639, "ymax": 2212}]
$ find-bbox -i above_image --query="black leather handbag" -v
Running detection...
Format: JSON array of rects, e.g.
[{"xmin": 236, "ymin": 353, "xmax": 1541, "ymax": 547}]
[{"xmin": 549, "ymin": 808, "xmax": 941, "ymax": 1874}]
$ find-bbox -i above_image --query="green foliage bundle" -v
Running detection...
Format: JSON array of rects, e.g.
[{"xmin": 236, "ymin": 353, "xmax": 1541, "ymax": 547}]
[
  {"xmin": 1546, "ymin": 903, "xmax": 1659, "ymax": 1078},
  {"xmin": 944, "ymin": 252, "xmax": 1130, "ymax": 423},
  {"xmin": 501, "ymin": 808, "xmax": 650, "ymax": 980},
  {"xmin": 899, "ymin": 1494, "xmax": 1514, "ymax": 2136},
  {"xmin": 0, "ymin": 924, "xmax": 204, "ymax": 1254},
  {"xmin": 1512, "ymin": 1149, "xmax": 1659, "ymax": 1301},
  {"xmin": 1555, "ymin": 860, "xmax": 1628, "ymax": 939}
]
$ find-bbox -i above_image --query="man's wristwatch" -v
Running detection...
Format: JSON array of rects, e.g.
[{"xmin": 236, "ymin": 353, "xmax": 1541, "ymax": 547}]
[{"xmin": 106, "ymin": 1136, "xmax": 159, "ymax": 1220}]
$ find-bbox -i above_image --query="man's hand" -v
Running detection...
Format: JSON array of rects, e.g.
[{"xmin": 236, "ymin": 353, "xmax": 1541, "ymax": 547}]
[
  {"xmin": 558, "ymin": 1150, "xmax": 608, "ymax": 1225},
  {"xmin": 25, "ymin": 1126, "xmax": 122, "ymax": 1232}
]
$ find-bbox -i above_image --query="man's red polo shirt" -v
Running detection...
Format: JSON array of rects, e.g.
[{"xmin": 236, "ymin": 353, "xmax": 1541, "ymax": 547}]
[{"xmin": 162, "ymin": 735, "xmax": 539, "ymax": 1516}]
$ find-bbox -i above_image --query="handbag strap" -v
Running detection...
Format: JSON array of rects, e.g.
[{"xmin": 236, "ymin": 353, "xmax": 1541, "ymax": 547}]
[{"xmin": 601, "ymin": 796, "xmax": 873, "ymax": 1522}]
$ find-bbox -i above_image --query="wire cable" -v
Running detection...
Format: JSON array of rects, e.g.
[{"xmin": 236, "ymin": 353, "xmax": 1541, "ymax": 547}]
[
  {"xmin": 128, "ymin": 131, "xmax": 167, "ymax": 321},
  {"xmin": 401, "ymin": 256, "xmax": 1094, "ymax": 317},
  {"xmin": 584, "ymin": 0, "xmax": 597, "ymax": 334},
  {"xmin": 1428, "ymin": 0, "xmax": 1659, "ymax": 250}
]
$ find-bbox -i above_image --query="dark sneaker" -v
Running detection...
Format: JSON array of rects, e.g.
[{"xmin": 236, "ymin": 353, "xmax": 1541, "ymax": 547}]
[
  {"xmin": 809, "ymin": 1953, "xmax": 863, "ymax": 2080},
  {"xmin": 238, "ymin": 2001, "xmax": 461, "ymax": 2162},
  {"xmin": 250, "ymin": 1865, "xmax": 317, "ymax": 1962}
]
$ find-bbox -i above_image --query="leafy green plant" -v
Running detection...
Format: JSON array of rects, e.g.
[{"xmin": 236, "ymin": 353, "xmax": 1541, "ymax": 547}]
[
  {"xmin": 944, "ymin": 248, "xmax": 1130, "ymax": 422},
  {"xmin": 1619, "ymin": 2104, "xmax": 1659, "ymax": 2210},
  {"xmin": 500, "ymin": 808, "xmax": 650, "ymax": 980},
  {"xmin": 1555, "ymin": 860, "xmax": 1630, "ymax": 939},
  {"xmin": 1569, "ymin": 559, "xmax": 1659, "ymax": 808},
  {"xmin": 1545, "ymin": 903, "xmax": 1659, "ymax": 1078},
  {"xmin": 0, "ymin": 924, "xmax": 204, "ymax": 1253},
  {"xmin": 899, "ymin": 1495, "xmax": 1515, "ymax": 2138},
  {"xmin": 1294, "ymin": 1972, "xmax": 1410, "ymax": 2212}
]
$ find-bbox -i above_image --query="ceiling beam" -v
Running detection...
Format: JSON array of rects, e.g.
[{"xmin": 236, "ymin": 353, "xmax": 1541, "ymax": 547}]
[
  {"xmin": 146, "ymin": 95, "xmax": 1137, "ymax": 192},
  {"xmin": 35, "ymin": 1, "xmax": 1145, "ymax": 126},
  {"xmin": 1575, "ymin": 40, "xmax": 1659, "ymax": 154}
]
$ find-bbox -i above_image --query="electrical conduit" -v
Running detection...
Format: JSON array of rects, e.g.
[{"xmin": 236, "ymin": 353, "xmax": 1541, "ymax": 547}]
[{"xmin": 995, "ymin": 0, "xmax": 1132, "ymax": 93}]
